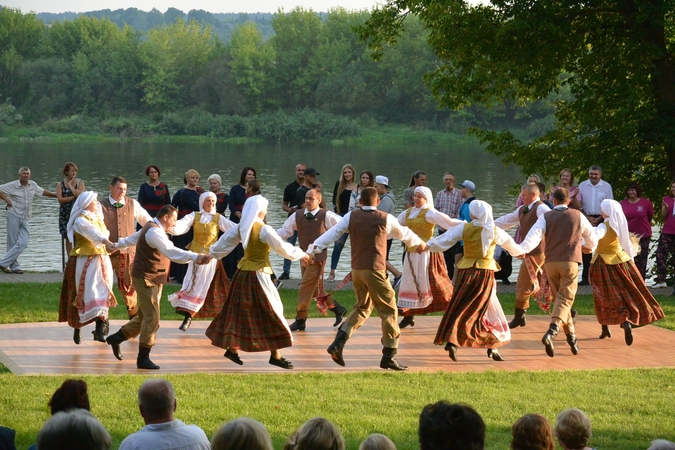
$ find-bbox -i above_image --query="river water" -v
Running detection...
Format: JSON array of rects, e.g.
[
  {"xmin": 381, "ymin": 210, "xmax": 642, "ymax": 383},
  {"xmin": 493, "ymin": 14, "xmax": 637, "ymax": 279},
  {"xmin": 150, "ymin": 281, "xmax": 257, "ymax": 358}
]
[{"xmin": 0, "ymin": 140, "xmax": 523, "ymax": 274}]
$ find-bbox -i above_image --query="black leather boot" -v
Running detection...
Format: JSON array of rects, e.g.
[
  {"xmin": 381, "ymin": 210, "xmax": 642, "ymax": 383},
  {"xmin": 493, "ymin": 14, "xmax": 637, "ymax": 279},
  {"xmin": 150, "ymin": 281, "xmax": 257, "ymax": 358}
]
[
  {"xmin": 105, "ymin": 330, "xmax": 128, "ymax": 361},
  {"xmin": 542, "ymin": 323, "xmax": 559, "ymax": 358},
  {"xmin": 326, "ymin": 329, "xmax": 349, "ymax": 366},
  {"xmin": 289, "ymin": 317, "xmax": 306, "ymax": 331},
  {"xmin": 445, "ymin": 342, "xmax": 458, "ymax": 362},
  {"xmin": 137, "ymin": 346, "xmax": 160, "ymax": 370},
  {"xmin": 380, "ymin": 347, "xmax": 408, "ymax": 371},
  {"xmin": 330, "ymin": 301, "xmax": 348, "ymax": 327},
  {"xmin": 622, "ymin": 322, "xmax": 633, "ymax": 346},
  {"xmin": 73, "ymin": 328, "xmax": 82, "ymax": 345},
  {"xmin": 508, "ymin": 308, "xmax": 527, "ymax": 329},
  {"xmin": 599, "ymin": 324, "xmax": 612, "ymax": 339},
  {"xmin": 93, "ymin": 319, "xmax": 106, "ymax": 343},
  {"xmin": 399, "ymin": 315, "xmax": 415, "ymax": 329},
  {"xmin": 179, "ymin": 316, "xmax": 192, "ymax": 331},
  {"xmin": 487, "ymin": 348, "xmax": 505, "ymax": 361},
  {"xmin": 102, "ymin": 319, "xmax": 109, "ymax": 336},
  {"xmin": 566, "ymin": 333, "xmax": 579, "ymax": 355}
]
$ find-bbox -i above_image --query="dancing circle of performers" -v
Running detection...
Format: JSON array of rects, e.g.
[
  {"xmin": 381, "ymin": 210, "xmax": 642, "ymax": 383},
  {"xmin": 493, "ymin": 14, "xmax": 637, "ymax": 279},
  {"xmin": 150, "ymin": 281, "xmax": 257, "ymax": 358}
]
[{"xmin": 56, "ymin": 176, "xmax": 665, "ymax": 370}]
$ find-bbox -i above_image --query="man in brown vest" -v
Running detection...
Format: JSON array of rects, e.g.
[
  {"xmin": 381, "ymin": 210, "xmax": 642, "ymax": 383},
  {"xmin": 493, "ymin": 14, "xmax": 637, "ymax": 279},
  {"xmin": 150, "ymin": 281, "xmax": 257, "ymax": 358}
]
[
  {"xmin": 277, "ymin": 189, "xmax": 347, "ymax": 331},
  {"xmin": 517, "ymin": 188, "xmax": 597, "ymax": 357},
  {"xmin": 310, "ymin": 187, "xmax": 426, "ymax": 370},
  {"xmin": 100, "ymin": 176, "xmax": 152, "ymax": 318},
  {"xmin": 105, "ymin": 205, "xmax": 211, "ymax": 369},
  {"xmin": 495, "ymin": 183, "xmax": 550, "ymax": 328}
]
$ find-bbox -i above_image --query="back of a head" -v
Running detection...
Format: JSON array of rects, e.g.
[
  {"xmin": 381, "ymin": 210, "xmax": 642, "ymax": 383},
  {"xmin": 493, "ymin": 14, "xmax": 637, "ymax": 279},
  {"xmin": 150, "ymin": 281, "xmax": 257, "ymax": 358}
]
[
  {"xmin": 296, "ymin": 417, "xmax": 345, "ymax": 450},
  {"xmin": 419, "ymin": 401, "xmax": 485, "ymax": 450},
  {"xmin": 49, "ymin": 379, "xmax": 90, "ymax": 415},
  {"xmin": 138, "ymin": 378, "xmax": 175, "ymax": 422},
  {"xmin": 510, "ymin": 414, "xmax": 555, "ymax": 450},
  {"xmin": 359, "ymin": 433, "xmax": 397, "ymax": 450},
  {"xmin": 37, "ymin": 409, "xmax": 111, "ymax": 450},
  {"xmin": 555, "ymin": 408, "xmax": 591, "ymax": 450},
  {"xmin": 211, "ymin": 417, "xmax": 273, "ymax": 450},
  {"xmin": 648, "ymin": 439, "xmax": 675, "ymax": 450}
]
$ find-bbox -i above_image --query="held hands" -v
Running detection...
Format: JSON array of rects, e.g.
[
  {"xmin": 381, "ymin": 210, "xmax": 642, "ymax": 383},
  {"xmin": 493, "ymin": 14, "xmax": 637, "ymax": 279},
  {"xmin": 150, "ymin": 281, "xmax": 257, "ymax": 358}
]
[
  {"xmin": 195, "ymin": 254, "xmax": 212, "ymax": 265},
  {"xmin": 582, "ymin": 246, "xmax": 593, "ymax": 254},
  {"xmin": 300, "ymin": 253, "xmax": 314, "ymax": 267},
  {"xmin": 103, "ymin": 239, "xmax": 116, "ymax": 253},
  {"xmin": 415, "ymin": 242, "xmax": 428, "ymax": 253}
]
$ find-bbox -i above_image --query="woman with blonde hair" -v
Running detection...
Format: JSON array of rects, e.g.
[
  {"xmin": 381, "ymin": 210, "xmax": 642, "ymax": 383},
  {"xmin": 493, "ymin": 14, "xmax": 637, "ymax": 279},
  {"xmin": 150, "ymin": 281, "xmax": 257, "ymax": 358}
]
[
  {"xmin": 295, "ymin": 417, "xmax": 345, "ymax": 450},
  {"xmin": 555, "ymin": 408, "xmax": 595, "ymax": 450},
  {"xmin": 172, "ymin": 169, "xmax": 203, "ymax": 283},
  {"xmin": 328, "ymin": 164, "xmax": 357, "ymax": 281},
  {"xmin": 549, "ymin": 169, "xmax": 580, "ymax": 210},
  {"xmin": 211, "ymin": 417, "xmax": 273, "ymax": 450},
  {"xmin": 359, "ymin": 434, "xmax": 396, "ymax": 450}
]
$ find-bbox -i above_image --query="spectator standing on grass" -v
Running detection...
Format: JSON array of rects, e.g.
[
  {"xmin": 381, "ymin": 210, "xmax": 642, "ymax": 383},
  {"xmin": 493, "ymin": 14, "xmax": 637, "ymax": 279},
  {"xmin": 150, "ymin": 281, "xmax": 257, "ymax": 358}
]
[
  {"xmin": 375, "ymin": 175, "xmax": 403, "ymax": 287},
  {"xmin": 280, "ymin": 163, "xmax": 306, "ymax": 280},
  {"xmin": 619, "ymin": 182, "xmax": 653, "ymax": 280},
  {"xmin": 435, "ymin": 172, "xmax": 462, "ymax": 280},
  {"xmin": 57, "ymin": 162, "xmax": 85, "ymax": 255}
]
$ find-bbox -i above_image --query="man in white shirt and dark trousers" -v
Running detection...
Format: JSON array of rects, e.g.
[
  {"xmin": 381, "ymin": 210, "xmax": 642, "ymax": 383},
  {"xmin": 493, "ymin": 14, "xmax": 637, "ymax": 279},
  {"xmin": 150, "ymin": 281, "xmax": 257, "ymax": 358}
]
[
  {"xmin": 0, "ymin": 166, "xmax": 57, "ymax": 274},
  {"xmin": 105, "ymin": 205, "xmax": 210, "ymax": 369},
  {"xmin": 578, "ymin": 165, "xmax": 613, "ymax": 285},
  {"xmin": 119, "ymin": 378, "xmax": 210, "ymax": 450}
]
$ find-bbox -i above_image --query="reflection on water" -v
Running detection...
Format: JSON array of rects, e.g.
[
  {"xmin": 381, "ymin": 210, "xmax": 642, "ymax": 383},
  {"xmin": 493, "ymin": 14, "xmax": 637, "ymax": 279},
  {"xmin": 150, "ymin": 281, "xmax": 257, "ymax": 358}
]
[{"xmin": 0, "ymin": 141, "xmax": 524, "ymax": 274}]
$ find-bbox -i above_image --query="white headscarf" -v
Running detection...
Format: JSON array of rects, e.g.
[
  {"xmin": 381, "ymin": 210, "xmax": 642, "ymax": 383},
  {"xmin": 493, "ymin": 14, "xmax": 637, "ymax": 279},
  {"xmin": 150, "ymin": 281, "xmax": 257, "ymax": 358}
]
[
  {"xmin": 469, "ymin": 200, "xmax": 496, "ymax": 257},
  {"xmin": 66, "ymin": 191, "xmax": 99, "ymax": 245},
  {"xmin": 601, "ymin": 199, "xmax": 637, "ymax": 258},
  {"xmin": 239, "ymin": 195, "xmax": 269, "ymax": 249},
  {"xmin": 413, "ymin": 186, "xmax": 434, "ymax": 210},
  {"xmin": 199, "ymin": 191, "xmax": 217, "ymax": 223}
]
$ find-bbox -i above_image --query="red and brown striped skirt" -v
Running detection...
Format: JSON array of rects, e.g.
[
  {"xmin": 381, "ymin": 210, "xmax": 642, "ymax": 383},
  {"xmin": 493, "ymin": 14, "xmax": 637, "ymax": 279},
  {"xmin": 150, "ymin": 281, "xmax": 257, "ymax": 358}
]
[{"xmin": 401, "ymin": 252, "xmax": 454, "ymax": 316}]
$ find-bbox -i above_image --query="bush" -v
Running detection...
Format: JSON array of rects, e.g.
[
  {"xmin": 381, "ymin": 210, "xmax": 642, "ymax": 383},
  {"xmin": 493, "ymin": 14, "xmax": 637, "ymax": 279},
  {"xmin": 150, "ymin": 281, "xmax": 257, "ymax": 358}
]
[{"xmin": 40, "ymin": 114, "xmax": 98, "ymax": 134}]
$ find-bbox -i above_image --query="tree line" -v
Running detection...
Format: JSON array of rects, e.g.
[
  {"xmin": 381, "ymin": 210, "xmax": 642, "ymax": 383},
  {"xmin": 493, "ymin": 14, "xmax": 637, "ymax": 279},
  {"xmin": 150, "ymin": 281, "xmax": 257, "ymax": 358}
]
[{"xmin": 0, "ymin": 6, "xmax": 558, "ymax": 140}]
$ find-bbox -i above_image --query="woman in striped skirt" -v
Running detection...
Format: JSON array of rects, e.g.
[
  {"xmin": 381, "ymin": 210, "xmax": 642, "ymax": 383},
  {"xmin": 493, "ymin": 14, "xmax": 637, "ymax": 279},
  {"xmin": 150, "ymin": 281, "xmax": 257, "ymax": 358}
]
[
  {"xmin": 206, "ymin": 195, "xmax": 311, "ymax": 369},
  {"xmin": 590, "ymin": 199, "xmax": 664, "ymax": 345},
  {"xmin": 425, "ymin": 200, "xmax": 524, "ymax": 362},
  {"xmin": 397, "ymin": 186, "xmax": 462, "ymax": 328}
]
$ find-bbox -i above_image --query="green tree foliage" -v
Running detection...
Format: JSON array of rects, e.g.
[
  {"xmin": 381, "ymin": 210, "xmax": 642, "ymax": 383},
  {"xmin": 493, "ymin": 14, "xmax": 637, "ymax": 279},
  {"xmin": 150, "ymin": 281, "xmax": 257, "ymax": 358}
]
[
  {"xmin": 0, "ymin": 8, "xmax": 44, "ymax": 102},
  {"xmin": 359, "ymin": 0, "xmax": 675, "ymax": 201}
]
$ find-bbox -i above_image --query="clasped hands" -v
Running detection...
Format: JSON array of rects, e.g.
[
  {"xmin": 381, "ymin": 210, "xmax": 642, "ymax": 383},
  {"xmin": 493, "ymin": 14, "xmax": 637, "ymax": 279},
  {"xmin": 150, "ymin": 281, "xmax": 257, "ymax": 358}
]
[
  {"xmin": 301, "ymin": 253, "xmax": 315, "ymax": 267},
  {"xmin": 415, "ymin": 242, "xmax": 429, "ymax": 253}
]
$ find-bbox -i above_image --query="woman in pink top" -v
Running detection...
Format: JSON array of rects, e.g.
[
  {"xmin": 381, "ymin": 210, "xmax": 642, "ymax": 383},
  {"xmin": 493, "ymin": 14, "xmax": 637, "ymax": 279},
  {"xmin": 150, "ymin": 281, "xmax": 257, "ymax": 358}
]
[
  {"xmin": 548, "ymin": 168, "xmax": 581, "ymax": 210},
  {"xmin": 620, "ymin": 182, "xmax": 654, "ymax": 280},
  {"xmin": 653, "ymin": 180, "xmax": 675, "ymax": 288}
]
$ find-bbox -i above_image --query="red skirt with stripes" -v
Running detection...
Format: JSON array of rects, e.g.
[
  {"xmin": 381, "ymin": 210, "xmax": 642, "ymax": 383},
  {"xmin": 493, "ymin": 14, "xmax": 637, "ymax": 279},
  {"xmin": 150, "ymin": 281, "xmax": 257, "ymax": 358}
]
[{"xmin": 401, "ymin": 252, "xmax": 454, "ymax": 316}]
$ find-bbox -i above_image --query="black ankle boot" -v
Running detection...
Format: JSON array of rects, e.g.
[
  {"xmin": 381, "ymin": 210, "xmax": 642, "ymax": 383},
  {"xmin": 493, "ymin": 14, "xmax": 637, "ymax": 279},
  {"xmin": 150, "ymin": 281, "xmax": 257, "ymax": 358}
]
[
  {"xmin": 179, "ymin": 316, "xmax": 192, "ymax": 331},
  {"xmin": 137, "ymin": 346, "xmax": 160, "ymax": 370},
  {"xmin": 93, "ymin": 319, "xmax": 106, "ymax": 342},
  {"xmin": 599, "ymin": 324, "xmax": 612, "ymax": 339},
  {"xmin": 399, "ymin": 315, "xmax": 415, "ymax": 329},
  {"xmin": 73, "ymin": 328, "xmax": 82, "ymax": 345},
  {"xmin": 289, "ymin": 317, "xmax": 306, "ymax": 331},
  {"xmin": 542, "ymin": 323, "xmax": 559, "ymax": 358},
  {"xmin": 105, "ymin": 330, "xmax": 128, "ymax": 361},
  {"xmin": 327, "ymin": 329, "xmax": 349, "ymax": 366},
  {"xmin": 380, "ymin": 347, "xmax": 408, "ymax": 370},
  {"xmin": 508, "ymin": 308, "xmax": 527, "ymax": 328},
  {"xmin": 566, "ymin": 333, "xmax": 579, "ymax": 355},
  {"xmin": 330, "ymin": 301, "xmax": 347, "ymax": 327},
  {"xmin": 623, "ymin": 322, "xmax": 633, "ymax": 346},
  {"xmin": 445, "ymin": 342, "xmax": 458, "ymax": 362},
  {"xmin": 487, "ymin": 348, "xmax": 505, "ymax": 361}
]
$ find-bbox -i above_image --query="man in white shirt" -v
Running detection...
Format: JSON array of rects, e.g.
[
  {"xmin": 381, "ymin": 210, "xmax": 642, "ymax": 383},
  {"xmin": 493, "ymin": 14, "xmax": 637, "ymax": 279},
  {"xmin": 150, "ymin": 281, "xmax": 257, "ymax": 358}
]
[
  {"xmin": 578, "ymin": 165, "xmax": 613, "ymax": 285},
  {"xmin": 120, "ymin": 379, "xmax": 210, "ymax": 450},
  {"xmin": 0, "ymin": 166, "xmax": 57, "ymax": 274},
  {"xmin": 105, "ymin": 205, "xmax": 210, "ymax": 369},
  {"xmin": 277, "ymin": 189, "xmax": 346, "ymax": 331}
]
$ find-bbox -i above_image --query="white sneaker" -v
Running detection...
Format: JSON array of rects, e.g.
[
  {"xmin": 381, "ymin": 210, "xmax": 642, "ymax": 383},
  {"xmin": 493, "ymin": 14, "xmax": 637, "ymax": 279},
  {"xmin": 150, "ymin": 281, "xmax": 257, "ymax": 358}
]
[{"xmin": 651, "ymin": 282, "xmax": 667, "ymax": 289}]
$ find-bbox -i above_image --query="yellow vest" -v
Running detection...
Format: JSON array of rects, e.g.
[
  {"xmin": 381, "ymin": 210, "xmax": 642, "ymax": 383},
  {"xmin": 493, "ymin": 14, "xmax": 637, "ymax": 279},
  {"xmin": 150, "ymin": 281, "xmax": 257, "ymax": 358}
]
[
  {"xmin": 591, "ymin": 226, "xmax": 631, "ymax": 265},
  {"xmin": 189, "ymin": 212, "xmax": 220, "ymax": 254},
  {"xmin": 70, "ymin": 215, "xmax": 108, "ymax": 256},
  {"xmin": 237, "ymin": 222, "xmax": 273, "ymax": 274},
  {"xmin": 405, "ymin": 208, "xmax": 434, "ymax": 252},
  {"xmin": 457, "ymin": 223, "xmax": 500, "ymax": 271}
]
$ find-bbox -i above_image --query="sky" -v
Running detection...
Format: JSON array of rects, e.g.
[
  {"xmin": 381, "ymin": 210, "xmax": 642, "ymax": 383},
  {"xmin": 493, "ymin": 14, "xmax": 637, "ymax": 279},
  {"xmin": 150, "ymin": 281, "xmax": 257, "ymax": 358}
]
[{"xmin": 3, "ymin": 0, "xmax": 383, "ymax": 14}]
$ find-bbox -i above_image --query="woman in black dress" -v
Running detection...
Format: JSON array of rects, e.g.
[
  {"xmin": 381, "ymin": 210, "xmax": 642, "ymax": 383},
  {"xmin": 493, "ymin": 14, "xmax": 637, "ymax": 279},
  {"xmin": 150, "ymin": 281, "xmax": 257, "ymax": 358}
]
[
  {"xmin": 171, "ymin": 169, "xmax": 203, "ymax": 283},
  {"xmin": 137, "ymin": 165, "xmax": 170, "ymax": 230},
  {"xmin": 223, "ymin": 167, "xmax": 256, "ymax": 280},
  {"xmin": 56, "ymin": 162, "xmax": 85, "ymax": 255}
]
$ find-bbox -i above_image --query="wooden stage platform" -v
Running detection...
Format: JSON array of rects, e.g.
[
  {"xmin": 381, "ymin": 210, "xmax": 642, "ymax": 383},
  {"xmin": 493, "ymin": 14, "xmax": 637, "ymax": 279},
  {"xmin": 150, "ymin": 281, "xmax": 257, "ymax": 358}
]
[{"xmin": 0, "ymin": 316, "xmax": 672, "ymax": 375}]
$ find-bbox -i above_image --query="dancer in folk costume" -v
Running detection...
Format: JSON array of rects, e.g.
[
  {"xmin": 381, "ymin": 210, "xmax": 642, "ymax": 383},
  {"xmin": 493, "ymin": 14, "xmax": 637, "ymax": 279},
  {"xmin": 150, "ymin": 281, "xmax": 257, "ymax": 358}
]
[
  {"xmin": 168, "ymin": 192, "xmax": 235, "ymax": 331},
  {"xmin": 276, "ymin": 189, "xmax": 347, "ymax": 331},
  {"xmin": 425, "ymin": 200, "xmax": 524, "ymax": 362},
  {"xmin": 206, "ymin": 195, "xmax": 311, "ymax": 369},
  {"xmin": 397, "ymin": 186, "xmax": 462, "ymax": 329},
  {"xmin": 59, "ymin": 192, "xmax": 117, "ymax": 345},
  {"xmin": 590, "ymin": 199, "xmax": 664, "ymax": 345}
]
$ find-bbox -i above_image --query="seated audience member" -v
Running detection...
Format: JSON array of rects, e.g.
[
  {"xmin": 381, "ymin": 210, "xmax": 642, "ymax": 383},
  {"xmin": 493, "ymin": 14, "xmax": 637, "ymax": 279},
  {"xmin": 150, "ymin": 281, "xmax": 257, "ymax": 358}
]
[
  {"xmin": 211, "ymin": 417, "xmax": 273, "ymax": 450},
  {"xmin": 119, "ymin": 379, "xmax": 210, "ymax": 450},
  {"xmin": 283, "ymin": 430, "xmax": 300, "ymax": 450},
  {"xmin": 648, "ymin": 440, "xmax": 675, "ymax": 450},
  {"xmin": 359, "ymin": 433, "xmax": 397, "ymax": 450},
  {"xmin": 0, "ymin": 426, "xmax": 16, "ymax": 450},
  {"xmin": 294, "ymin": 417, "xmax": 345, "ymax": 450},
  {"xmin": 36, "ymin": 410, "xmax": 111, "ymax": 450},
  {"xmin": 418, "ymin": 401, "xmax": 485, "ymax": 450},
  {"xmin": 511, "ymin": 414, "xmax": 555, "ymax": 450},
  {"xmin": 555, "ymin": 408, "xmax": 594, "ymax": 450}
]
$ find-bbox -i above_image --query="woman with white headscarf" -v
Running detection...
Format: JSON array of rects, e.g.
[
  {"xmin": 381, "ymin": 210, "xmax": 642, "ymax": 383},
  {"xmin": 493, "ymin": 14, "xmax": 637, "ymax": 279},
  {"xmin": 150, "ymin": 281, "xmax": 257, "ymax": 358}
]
[
  {"xmin": 590, "ymin": 199, "xmax": 664, "ymax": 345},
  {"xmin": 58, "ymin": 192, "xmax": 116, "ymax": 345},
  {"xmin": 169, "ymin": 191, "xmax": 235, "ymax": 331},
  {"xmin": 396, "ymin": 186, "xmax": 462, "ymax": 328},
  {"xmin": 206, "ymin": 195, "xmax": 311, "ymax": 369},
  {"xmin": 425, "ymin": 200, "xmax": 524, "ymax": 362}
]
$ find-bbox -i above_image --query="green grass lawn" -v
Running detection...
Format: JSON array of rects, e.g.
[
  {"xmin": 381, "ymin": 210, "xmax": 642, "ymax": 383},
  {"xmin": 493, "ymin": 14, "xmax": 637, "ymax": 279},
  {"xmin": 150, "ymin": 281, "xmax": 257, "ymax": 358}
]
[{"xmin": 1, "ymin": 283, "xmax": 674, "ymax": 449}]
